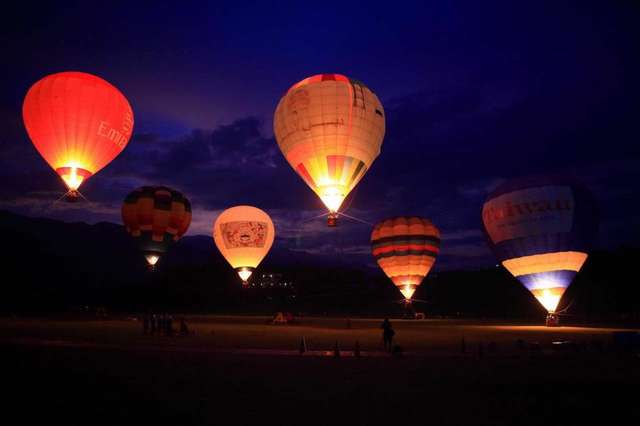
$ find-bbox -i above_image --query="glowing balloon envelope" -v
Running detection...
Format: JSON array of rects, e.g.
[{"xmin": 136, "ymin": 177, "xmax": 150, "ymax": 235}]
[
  {"xmin": 122, "ymin": 186, "xmax": 191, "ymax": 269},
  {"xmin": 213, "ymin": 206, "xmax": 275, "ymax": 284},
  {"xmin": 274, "ymin": 73, "xmax": 385, "ymax": 226},
  {"xmin": 22, "ymin": 71, "xmax": 134, "ymax": 200},
  {"xmin": 482, "ymin": 177, "xmax": 597, "ymax": 314},
  {"xmin": 371, "ymin": 217, "xmax": 441, "ymax": 301}
]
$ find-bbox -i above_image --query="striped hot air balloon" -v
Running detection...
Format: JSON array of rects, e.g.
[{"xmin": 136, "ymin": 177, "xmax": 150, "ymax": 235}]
[
  {"xmin": 274, "ymin": 73, "xmax": 385, "ymax": 226},
  {"xmin": 23, "ymin": 71, "xmax": 134, "ymax": 200},
  {"xmin": 122, "ymin": 186, "xmax": 191, "ymax": 269},
  {"xmin": 371, "ymin": 217, "xmax": 441, "ymax": 301},
  {"xmin": 482, "ymin": 177, "xmax": 598, "ymax": 320}
]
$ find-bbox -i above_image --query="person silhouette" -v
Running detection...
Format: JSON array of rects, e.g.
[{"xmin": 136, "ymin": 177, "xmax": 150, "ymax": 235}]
[
  {"xmin": 180, "ymin": 317, "xmax": 189, "ymax": 336},
  {"xmin": 381, "ymin": 318, "xmax": 395, "ymax": 352},
  {"xmin": 150, "ymin": 314, "xmax": 157, "ymax": 335},
  {"xmin": 143, "ymin": 312, "xmax": 150, "ymax": 335}
]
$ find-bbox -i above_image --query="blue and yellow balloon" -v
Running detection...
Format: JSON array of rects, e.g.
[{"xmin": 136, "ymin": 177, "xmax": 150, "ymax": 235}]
[{"xmin": 482, "ymin": 177, "xmax": 597, "ymax": 318}]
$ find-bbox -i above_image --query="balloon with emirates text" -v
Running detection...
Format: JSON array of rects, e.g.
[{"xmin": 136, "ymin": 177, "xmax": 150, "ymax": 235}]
[
  {"xmin": 22, "ymin": 71, "xmax": 134, "ymax": 200},
  {"xmin": 122, "ymin": 186, "xmax": 191, "ymax": 270},
  {"xmin": 213, "ymin": 206, "xmax": 275, "ymax": 285},
  {"xmin": 371, "ymin": 217, "xmax": 441, "ymax": 301},
  {"xmin": 481, "ymin": 177, "xmax": 597, "ymax": 314},
  {"xmin": 274, "ymin": 73, "xmax": 385, "ymax": 226}
]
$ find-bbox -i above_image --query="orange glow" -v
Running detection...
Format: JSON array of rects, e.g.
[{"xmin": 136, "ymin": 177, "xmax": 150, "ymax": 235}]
[
  {"xmin": 58, "ymin": 166, "xmax": 85, "ymax": 191},
  {"xmin": 399, "ymin": 284, "xmax": 416, "ymax": 301},
  {"xmin": 531, "ymin": 286, "xmax": 565, "ymax": 313}
]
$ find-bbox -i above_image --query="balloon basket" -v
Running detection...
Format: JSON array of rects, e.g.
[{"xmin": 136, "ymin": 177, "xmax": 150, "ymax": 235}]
[
  {"xmin": 545, "ymin": 313, "xmax": 560, "ymax": 327},
  {"xmin": 327, "ymin": 213, "xmax": 338, "ymax": 227},
  {"xmin": 65, "ymin": 190, "xmax": 80, "ymax": 202}
]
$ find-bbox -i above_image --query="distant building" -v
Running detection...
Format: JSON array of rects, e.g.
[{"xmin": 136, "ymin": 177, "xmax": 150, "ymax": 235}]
[{"xmin": 251, "ymin": 273, "xmax": 294, "ymax": 289}]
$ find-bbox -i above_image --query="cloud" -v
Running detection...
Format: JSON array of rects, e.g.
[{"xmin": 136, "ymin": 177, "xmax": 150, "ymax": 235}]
[
  {"xmin": 2, "ymin": 67, "xmax": 638, "ymax": 270},
  {"xmin": 441, "ymin": 229, "xmax": 484, "ymax": 241}
]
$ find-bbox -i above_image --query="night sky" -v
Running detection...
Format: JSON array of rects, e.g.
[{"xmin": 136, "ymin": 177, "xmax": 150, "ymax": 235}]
[{"xmin": 1, "ymin": 1, "xmax": 638, "ymax": 270}]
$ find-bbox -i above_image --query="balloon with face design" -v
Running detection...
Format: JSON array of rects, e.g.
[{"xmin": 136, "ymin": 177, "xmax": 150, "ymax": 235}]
[{"xmin": 213, "ymin": 206, "xmax": 275, "ymax": 285}]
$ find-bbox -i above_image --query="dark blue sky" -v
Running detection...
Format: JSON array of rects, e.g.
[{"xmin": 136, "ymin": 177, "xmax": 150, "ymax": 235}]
[{"xmin": 1, "ymin": 0, "xmax": 638, "ymax": 269}]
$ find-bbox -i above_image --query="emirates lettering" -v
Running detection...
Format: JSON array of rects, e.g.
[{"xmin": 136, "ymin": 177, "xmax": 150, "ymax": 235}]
[
  {"xmin": 484, "ymin": 199, "xmax": 572, "ymax": 225},
  {"xmin": 98, "ymin": 120, "xmax": 129, "ymax": 149}
]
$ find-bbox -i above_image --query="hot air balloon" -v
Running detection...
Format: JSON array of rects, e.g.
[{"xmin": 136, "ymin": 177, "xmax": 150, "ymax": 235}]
[
  {"xmin": 23, "ymin": 71, "xmax": 134, "ymax": 201},
  {"xmin": 371, "ymin": 217, "xmax": 441, "ymax": 302},
  {"xmin": 213, "ymin": 206, "xmax": 275, "ymax": 285},
  {"xmin": 481, "ymin": 177, "xmax": 597, "ymax": 325},
  {"xmin": 274, "ymin": 74, "xmax": 385, "ymax": 226},
  {"xmin": 122, "ymin": 186, "xmax": 191, "ymax": 270}
]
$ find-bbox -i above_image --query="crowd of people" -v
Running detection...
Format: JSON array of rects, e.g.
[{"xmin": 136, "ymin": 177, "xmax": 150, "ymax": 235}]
[{"xmin": 142, "ymin": 313, "xmax": 190, "ymax": 336}]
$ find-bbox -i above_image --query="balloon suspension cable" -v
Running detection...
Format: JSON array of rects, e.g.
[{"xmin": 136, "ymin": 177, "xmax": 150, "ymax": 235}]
[
  {"xmin": 338, "ymin": 211, "xmax": 374, "ymax": 226},
  {"xmin": 74, "ymin": 190, "xmax": 96, "ymax": 208},
  {"xmin": 394, "ymin": 298, "xmax": 428, "ymax": 305},
  {"xmin": 299, "ymin": 211, "xmax": 330, "ymax": 224},
  {"xmin": 554, "ymin": 298, "xmax": 574, "ymax": 315},
  {"xmin": 47, "ymin": 189, "xmax": 95, "ymax": 211},
  {"xmin": 339, "ymin": 185, "xmax": 358, "ymax": 215},
  {"xmin": 48, "ymin": 191, "xmax": 72, "ymax": 210}
]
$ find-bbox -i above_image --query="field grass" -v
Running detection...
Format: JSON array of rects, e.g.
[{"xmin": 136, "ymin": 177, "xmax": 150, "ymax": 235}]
[
  {"xmin": 0, "ymin": 315, "xmax": 635, "ymax": 353},
  {"xmin": 1, "ymin": 316, "xmax": 638, "ymax": 425}
]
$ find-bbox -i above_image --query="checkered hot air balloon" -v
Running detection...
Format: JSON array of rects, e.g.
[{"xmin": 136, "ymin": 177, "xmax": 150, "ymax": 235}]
[
  {"xmin": 274, "ymin": 74, "xmax": 385, "ymax": 226},
  {"xmin": 23, "ymin": 71, "xmax": 133, "ymax": 201},
  {"xmin": 122, "ymin": 186, "xmax": 191, "ymax": 270},
  {"xmin": 482, "ymin": 177, "xmax": 598, "ymax": 321},
  {"xmin": 371, "ymin": 217, "xmax": 441, "ymax": 301}
]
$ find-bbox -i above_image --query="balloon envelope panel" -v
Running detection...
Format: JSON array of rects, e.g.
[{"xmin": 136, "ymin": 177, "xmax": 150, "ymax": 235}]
[
  {"xmin": 482, "ymin": 177, "xmax": 597, "ymax": 312},
  {"xmin": 23, "ymin": 71, "xmax": 133, "ymax": 190},
  {"xmin": 274, "ymin": 74, "xmax": 385, "ymax": 212},
  {"xmin": 371, "ymin": 217, "xmax": 440, "ymax": 300},
  {"xmin": 122, "ymin": 186, "xmax": 191, "ymax": 263}
]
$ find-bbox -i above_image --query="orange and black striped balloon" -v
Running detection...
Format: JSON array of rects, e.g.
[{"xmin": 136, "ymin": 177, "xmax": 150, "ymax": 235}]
[
  {"xmin": 122, "ymin": 186, "xmax": 191, "ymax": 267},
  {"xmin": 371, "ymin": 217, "xmax": 440, "ymax": 300}
]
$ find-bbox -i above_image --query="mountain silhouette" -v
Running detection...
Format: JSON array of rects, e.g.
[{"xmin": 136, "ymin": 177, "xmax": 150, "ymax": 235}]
[{"xmin": 1, "ymin": 209, "xmax": 638, "ymax": 322}]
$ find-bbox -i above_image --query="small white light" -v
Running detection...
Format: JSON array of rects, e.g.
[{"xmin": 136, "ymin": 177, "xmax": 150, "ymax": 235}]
[
  {"xmin": 145, "ymin": 254, "xmax": 160, "ymax": 266},
  {"xmin": 238, "ymin": 269, "xmax": 253, "ymax": 282}
]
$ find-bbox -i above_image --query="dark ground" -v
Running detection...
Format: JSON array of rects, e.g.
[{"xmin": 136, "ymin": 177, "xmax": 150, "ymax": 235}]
[{"xmin": 2, "ymin": 317, "xmax": 639, "ymax": 425}]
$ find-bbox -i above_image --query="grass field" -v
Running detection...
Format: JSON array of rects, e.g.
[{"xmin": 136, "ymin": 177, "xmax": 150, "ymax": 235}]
[{"xmin": 1, "ymin": 316, "xmax": 638, "ymax": 425}]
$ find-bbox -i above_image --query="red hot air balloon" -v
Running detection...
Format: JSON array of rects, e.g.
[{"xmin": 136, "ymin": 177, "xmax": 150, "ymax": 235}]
[{"xmin": 22, "ymin": 71, "xmax": 134, "ymax": 200}]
